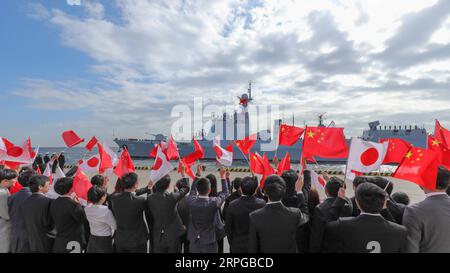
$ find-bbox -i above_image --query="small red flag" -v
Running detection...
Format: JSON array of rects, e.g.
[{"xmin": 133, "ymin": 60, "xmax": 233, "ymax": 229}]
[
  {"xmin": 302, "ymin": 127, "xmax": 348, "ymax": 160},
  {"xmin": 97, "ymin": 143, "xmax": 113, "ymax": 174},
  {"xmin": 9, "ymin": 181, "xmax": 23, "ymax": 195},
  {"xmin": 249, "ymin": 152, "xmax": 265, "ymax": 175},
  {"xmin": 72, "ymin": 167, "xmax": 92, "ymax": 201},
  {"xmin": 166, "ymin": 137, "xmax": 179, "ymax": 160},
  {"xmin": 234, "ymin": 134, "xmax": 257, "ymax": 155},
  {"xmin": 428, "ymin": 135, "xmax": 450, "ymax": 170},
  {"xmin": 178, "ymin": 158, "xmax": 195, "ymax": 180},
  {"xmin": 36, "ymin": 165, "xmax": 42, "ymax": 175},
  {"xmin": 184, "ymin": 139, "xmax": 204, "ymax": 164},
  {"xmin": 114, "ymin": 148, "xmax": 135, "ymax": 177},
  {"xmin": 381, "ymin": 138, "xmax": 412, "ymax": 164},
  {"xmin": 435, "ymin": 120, "xmax": 450, "ymax": 149},
  {"xmin": 277, "ymin": 152, "xmax": 291, "ymax": 175},
  {"xmin": 279, "ymin": 124, "xmax": 304, "ymax": 146},
  {"xmin": 62, "ymin": 130, "xmax": 84, "ymax": 148},
  {"xmin": 85, "ymin": 136, "xmax": 98, "ymax": 151},
  {"xmin": 393, "ymin": 147, "xmax": 439, "ymax": 190}
]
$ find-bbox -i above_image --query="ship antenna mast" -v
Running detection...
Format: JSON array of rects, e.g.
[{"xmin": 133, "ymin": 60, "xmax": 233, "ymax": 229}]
[
  {"xmin": 248, "ymin": 81, "xmax": 252, "ymax": 100},
  {"xmin": 318, "ymin": 112, "xmax": 327, "ymax": 127}
]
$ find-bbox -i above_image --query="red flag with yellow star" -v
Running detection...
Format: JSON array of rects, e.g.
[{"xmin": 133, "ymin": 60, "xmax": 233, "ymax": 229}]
[
  {"xmin": 428, "ymin": 135, "xmax": 450, "ymax": 169},
  {"xmin": 277, "ymin": 152, "xmax": 291, "ymax": 175},
  {"xmin": 234, "ymin": 134, "xmax": 257, "ymax": 155},
  {"xmin": 278, "ymin": 124, "xmax": 305, "ymax": 146},
  {"xmin": 380, "ymin": 138, "xmax": 412, "ymax": 164},
  {"xmin": 302, "ymin": 127, "xmax": 348, "ymax": 159},
  {"xmin": 393, "ymin": 147, "xmax": 439, "ymax": 190},
  {"xmin": 435, "ymin": 120, "xmax": 450, "ymax": 149},
  {"xmin": 249, "ymin": 152, "xmax": 265, "ymax": 175}
]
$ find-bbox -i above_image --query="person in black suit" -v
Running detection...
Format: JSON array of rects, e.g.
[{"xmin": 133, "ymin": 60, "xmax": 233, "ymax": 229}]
[
  {"xmin": 392, "ymin": 192, "xmax": 410, "ymax": 206},
  {"xmin": 222, "ymin": 177, "xmax": 242, "ymax": 226},
  {"xmin": 309, "ymin": 176, "xmax": 353, "ymax": 253},
  {"xmin": 281, "ymin": 169, "xmax": 312, "ymax": 253},
  {"xmin": 8, "ymin": 170, "xmax": 36, "ymax": 253},
  {"xmin": 147, "ymin": 173, "xmax": 190, "ymax": 253},
  {"xmin": 248, "ymin": 174, "xmax": 309, "ymax": 253},
  {"xmin": 21, "ymin": 175, "xmax": 54, "ymax": 253},
  {"xmin": 205, "ymin": 173, "xmax": 225, "ymax": 253},
  {"xmin": 50, "ymin": 177, "xmax": 87, "ymax": 253},
  {"xmin": 372, "ymin": 176, "xmax": 406, "ymax": 224},
  {"xmin": 58, "ymin": 152, "xmax": 65, "ymax": 170},
  {"xmin": 175, "ymin": 178, "xmax": 192, "ymax": 253},
  {"xmin": 186, "ymin": 166, "xmax": 230, "ymax": 253},
  {"xmin": 110, "ymin": 172, "xmax": 152, "ymax": 253},
  {"xmin": 323, "ymin": 182, "xmax": 407, "ymax": 253},
  {"xmin": 225, "ymin": 176, "xmax": 265, "ymax": 253},
  {"xmin": 43, "ymin": 153, "xmax": 50, "ymax": 165}
]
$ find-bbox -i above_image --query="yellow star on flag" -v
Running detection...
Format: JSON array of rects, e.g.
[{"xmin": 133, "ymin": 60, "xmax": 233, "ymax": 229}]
[
  {"xmin": 307, "ymin": 130, "xmax": 315, "ymax": 138},
  {"xmin": 405, "ymin": 151, "xmax": 413, "ymax": 159},
  {"xmin": 432, "ymin": 139, "xmax": 440, "ymax": 146}
]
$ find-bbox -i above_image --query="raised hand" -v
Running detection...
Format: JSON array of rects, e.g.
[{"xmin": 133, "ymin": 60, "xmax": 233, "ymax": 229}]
[{"xmin": 295, "ymin": 174, "xmax": 304, "ymax": 193}]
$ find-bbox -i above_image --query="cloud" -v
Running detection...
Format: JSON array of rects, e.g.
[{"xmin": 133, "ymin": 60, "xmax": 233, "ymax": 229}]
[{"xmin": 12, "ymin": 0, "xmax": 450, "ymax": 145}]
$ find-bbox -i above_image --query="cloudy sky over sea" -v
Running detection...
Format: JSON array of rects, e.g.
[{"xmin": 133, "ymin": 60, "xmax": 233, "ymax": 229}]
[{"xmin": 2, "ymin": 0, "xmax": 450, "ymax": 146}]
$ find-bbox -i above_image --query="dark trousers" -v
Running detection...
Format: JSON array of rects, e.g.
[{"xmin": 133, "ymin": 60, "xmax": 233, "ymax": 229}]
[
  {"xmin": 86, "ymin": 235, "xmax": 113, "ymax": 253},
  {"xmin": 180, "ymin": 234, "xmax": 190, "ymax": 253},
  {"xmin": 189, "ymin": 241, "xmax": 218, "ymax": 253},
  {"xmin": 153, "ymin": 233, "xmax": 182, "ymax": 253}
]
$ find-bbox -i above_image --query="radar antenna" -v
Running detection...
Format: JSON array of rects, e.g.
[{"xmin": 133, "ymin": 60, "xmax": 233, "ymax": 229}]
[{"xmin": 318, "ymin": 112, "xmax": 327, "ymax": 127}]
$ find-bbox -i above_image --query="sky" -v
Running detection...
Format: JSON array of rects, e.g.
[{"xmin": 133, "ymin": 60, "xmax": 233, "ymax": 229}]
[{"xmin": 1, "ymin": 0, "xmax": 450, "ymax": 147}]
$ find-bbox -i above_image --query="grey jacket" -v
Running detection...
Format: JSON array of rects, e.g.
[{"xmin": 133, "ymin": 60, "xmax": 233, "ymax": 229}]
[
  {"xmin": 0, "ymin": 187, "xmax": 11, "ymax": 253},
  {"xmin": 403, "ymin": 193, "xmax": 450, "ymax": 253}
]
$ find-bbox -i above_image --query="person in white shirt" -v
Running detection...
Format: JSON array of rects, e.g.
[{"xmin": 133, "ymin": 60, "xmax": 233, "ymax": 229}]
[{"xmin": 84, "ymin": 186, "xmax": 117, "ymax": 253}]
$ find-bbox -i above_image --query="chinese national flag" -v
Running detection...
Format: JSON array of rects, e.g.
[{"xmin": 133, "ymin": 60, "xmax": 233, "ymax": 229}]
[
  {"xmin": 62, "ymin": 130, "xmax": 84, "ymax": 148},
  {"xmin": 393, "ymin": 147, "xmax": 439, "ymax": 190},
  {"xmin": 279, "ymin": 124, "xmax": 304, "ymax": 146},
  {"xmin": 114, "ymin": 148, "xmax": 135, "ymax": 177},
  {"xmin": 177, "ymin": 158, "xmax": 195, "ymax": 180},
  {"xmin": 434, "ymin": 120, "xmax": 450, "ymax": 148},
  {"xmin": 249, "ymin": 152, "xmax": 264, "ymax": 175},
  {"xmin": 277, "ymin": 152, "xmax": 291, "ymax": 175},
  {"xmin": 85, "ymin": 136, "xmax": 98, "ymax": 151},
  {"xmin": 166, "ymin": 137, "xmax": 179, "ymax": 160},
  {"xmin": 183, "ymin": 139, "xmax": 204, "ymax": 164},
  {"xmin": 380, "ymin": 138, "xmax": 412, "ymax": 164},
  {"xmin": 302, "ymin": 127, "xmax": 348, "ymax": 159},
  {"xmin": 234, "ymin": 134, "xmax": 257, "ymax": 155},
  {"xmin": 72, "ymin": 167, "xmax": 92, "ymax": 201},
  {"xmin": 9, "ymin": 181, "xmax": 23, "ymax": 195},
  {"xmin": 428, "ymin": 135, "xmax": 450, "ymax": 170},
  {"xmin": 97, "ymin": 143, "xmax": 113, "ymax": 174}
]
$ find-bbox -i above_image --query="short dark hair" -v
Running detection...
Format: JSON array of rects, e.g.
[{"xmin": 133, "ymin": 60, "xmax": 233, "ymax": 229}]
[
  {"xmin": 263, "ymin": 175, "xmax": 286, "ymax": 202},
  {"xmin": 325, "ymin": 177, "xmax": 345, "ymax": 198},
  {"xmin": 391, "ymin": 192, "xmax": 410, "ymax": 206},
  {"xmin": 121, "ymin": 172, "xmax": 138, "ymax": 190},
  {"xmin": 372, "ymin": 177, "xmax": 393, "ymax": 195},
  {"xmin": 281, "ymin": 170, "xmax": 298, "ymax": 195},
  {"xmin": 206, "ymin": 174, "xmax": 217, "ymax": 197},
  {"xmin": 87, "ymin": 186, "xmax": 107, "ymax": 204},
  {"xmin": 91, "ymin": 175, "xmax": 105, "ymax": 187},
  {"xmin": 436, "ymin": 166, "xmax": 450, "ymax": 190},
  {"xmin": 196, "ymin": 178, "xmax": 211, "ymax": 195},
  {"xmin": 355, "ymin": 182, "xmax": 387, "ymax": 214},
  {"xmin": 0, "ymin": 169, "xmax": 18, "ymax": 181},
  {"xmin": 154, "ymin": 175, "xmax": 171, "ymax": 193},
  {"xmin": 18, "ymin": 170, "xmax": 37, "ymax": 187},
  {"xmin": 232, "ymin": 177, "xmax": 243, "ymax": 191},
  {"xmin": 176, "ymin": 178, "xmax": 189, "ymax": 190},
  {"xmin": 54, "ymin": 177, "xmax": 74, "ymax": 195},
  {"xmin": 240, "ymin": 176, "xmax": 258, "ymax": 196},
  {"xmin": 352, "ymin": 176, "xmax": 372, "ymax": 189},
  {"xmin": 29, "ymin": 175, "xmax": 50, "ymax": 193}
]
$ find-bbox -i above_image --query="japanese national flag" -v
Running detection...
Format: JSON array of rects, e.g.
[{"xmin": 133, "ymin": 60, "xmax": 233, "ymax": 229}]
[
  {"xmin": 310, "ymin": 169, "xmax": 326, "ymax": 190},
  {"xmin": 347, "ymin": 138, "xmax": 388, "ymax": 174},
  {"xmin": 44, "ymin": 162, "xmax": 66, "ymax": 199},
  {"xmin": 0, "ymin": 138, "xmax": 6, "ymax": 157},
  {"xmin": 150, "ymin": 146, "xmax": 173, "ymax": 183},
  {"xmin": 79, "ymin": 154, "xmax": 101, "ymax": 173},
  {"xmin": 213, "ymin": 135, "xmax": 233, "ymax": 166},
  {"xmin": 0, "ymin": 138, "xmax": 36, "ymax": 164}
]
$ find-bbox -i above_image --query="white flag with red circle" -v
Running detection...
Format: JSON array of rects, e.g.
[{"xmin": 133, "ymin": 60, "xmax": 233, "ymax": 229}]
[
  {"xmin": 310, "ymin": 169, "xmax": 326, "ymax": 190},
  {"xmin": 79, "ymin": 154, "xmax": 101, "ymax": 173},
  {"xmin": 347, "ymin": 138, "xmax": 388, "ymax": 175},
  {"xmin": 0, "ymin": 137, "xmax": 36, "ymax": 164},
  {"xmin": 150, "ymin": 146, "xmax": 173, "ymax": 183},
  {"xmin": 213, "ymin": 135, "xmax": 233, "ymax": 166}
]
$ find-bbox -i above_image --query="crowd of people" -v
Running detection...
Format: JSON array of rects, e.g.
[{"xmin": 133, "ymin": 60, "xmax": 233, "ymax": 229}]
[{"xmin": 1, "ymin": 158, "xmax": 450, "ymax": 253}]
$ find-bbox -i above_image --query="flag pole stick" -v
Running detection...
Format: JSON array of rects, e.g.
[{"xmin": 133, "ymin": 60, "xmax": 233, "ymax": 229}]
[{"xmin": 343, "ymin": 137, "xmax": 353, "ymax": 183}]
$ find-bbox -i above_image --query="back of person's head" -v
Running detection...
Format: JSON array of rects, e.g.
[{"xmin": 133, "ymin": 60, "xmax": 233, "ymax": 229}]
[
  {"xmin": 87, "ymin": 186, "xmax": 107, "ymax": 204},
  {"xmin": 196, "ymin": 178, "xmax": 211, "ymax": 196},
  {"xmin": 19, "ymin": 166, "xmax": 34, "ymax": 174},
  {"xmin": 121, "ymin": 172, "xmax": 138, "ymax": 190},
  {"xmin": 176, "ymin": 178, "xmax": 189, "ymax": 191},
  {"xmin": 0, "ymin": 169, "xmax": 18, "ymax": 181},
  {"xmin": 308, "ymin": 188, "xmax": 321, "ymax": 215},
  {"xmin": 436, "ymin": 166, "xmax": 450, "ymax": 190},
  {"xmin": 29, "ymin": 175, "xmax": 50, "ymax": 193},
  {"xmin": 392, "ymin": 191, "xmax": 410, "ymax": 206},
  {"xmin": 355, "ymin": 182, "xmax": 387, "ymax": 214},
  {"xmin": 114, "ymin": 178, "xmax": 124, "ymax": 194},
  {"xmin": 54, "ymin": 177, "xmax": 74, "ymax": 195},
  {"xmin": 352, "ymin": 176, "xmax": 372, "ymax": 189},
  {"xmin": 240, "ymin": 176, "xmax": 258, "ymax": 196},
  {"xmin": 281, "ymin": 170, "xmax": 298, "ymax": 196},
  {"xmin": 372, "ymin": 177, "xmax": 393, "ymax": 195},
  {"xmin": 232, "ymin": 177, "xmax": 243, "ymax": 191},
  {"xmin": 91, "ymin": 175, "xmax": 105, "ymax": 187},
  {"xmin": 206, "ymin": 174, "xmax": 217, "ymax": 197},
  {"xmin": 263, "ymin": 175, "xmax": 286, "ymax": 202},
  {"xmin": 18, "ymin": 170, "xmax": 37, "ymax": 187},
  {"xmin": 154, "ymin": 175, "xmax": 171, "ymax": 193},
  {"xmin": 325, "ymin": 177, "xmax": 345, "ymax": 198}
]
